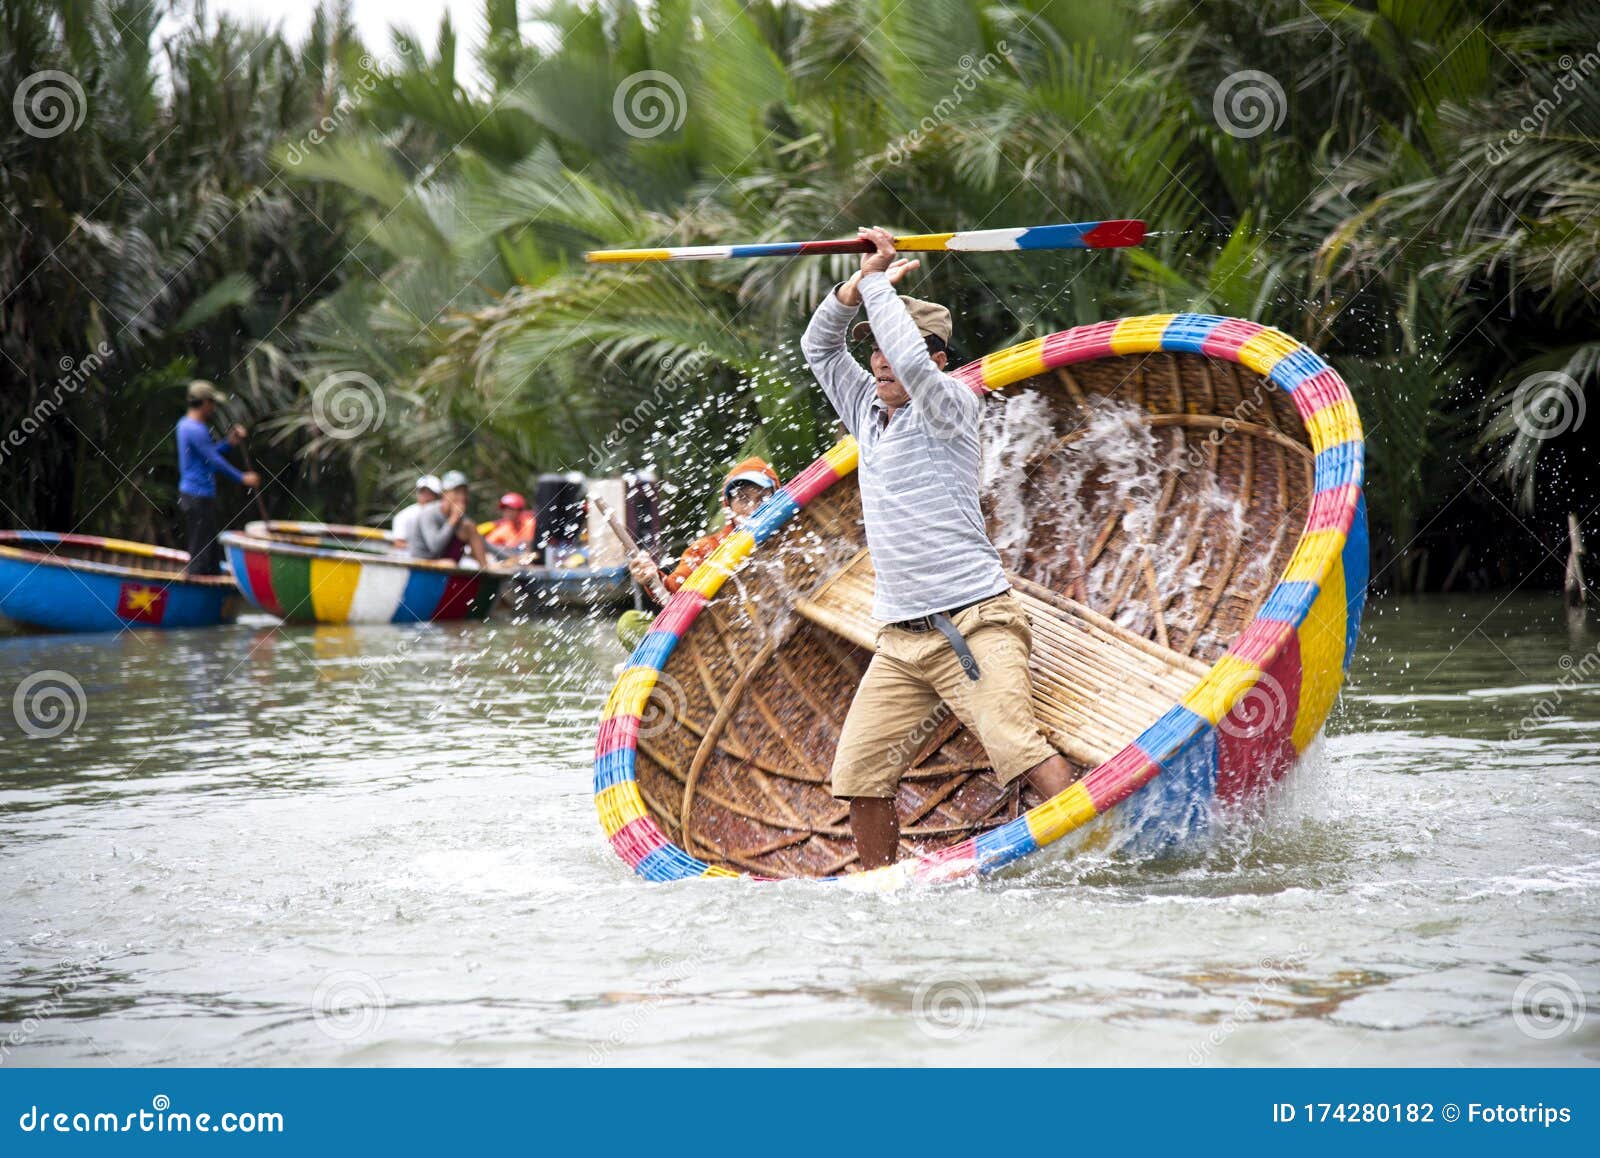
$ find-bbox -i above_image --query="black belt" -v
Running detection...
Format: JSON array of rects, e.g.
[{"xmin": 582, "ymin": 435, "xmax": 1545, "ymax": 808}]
[{"xmin": 889, "ymin": 594, "xmax": 1003, "ymax": 682}]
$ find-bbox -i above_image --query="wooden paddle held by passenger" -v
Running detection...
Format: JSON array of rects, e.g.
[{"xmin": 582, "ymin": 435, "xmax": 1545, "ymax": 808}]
[{"xmin": 800, "ymin": 226, "xmax": 1079, "ymax": 869}]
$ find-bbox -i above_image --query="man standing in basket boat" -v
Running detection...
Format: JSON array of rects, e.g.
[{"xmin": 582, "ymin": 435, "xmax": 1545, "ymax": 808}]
[
  {"xmin": 800, "ymin": 226, "xmax": 1078, "ymax": 869},
  {"xmin": 175, "ymin": 379, "xmax": 260, "ymax": 577}
]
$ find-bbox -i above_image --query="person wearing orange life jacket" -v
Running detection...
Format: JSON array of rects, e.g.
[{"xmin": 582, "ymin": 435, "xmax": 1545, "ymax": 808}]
[
  {"xmin": 616, "ymin": 457, "xmax": 781, "ymax": 651},
  {"xmin": 485, "ymin": 492, "xmax": 537, "ymax": 558}
]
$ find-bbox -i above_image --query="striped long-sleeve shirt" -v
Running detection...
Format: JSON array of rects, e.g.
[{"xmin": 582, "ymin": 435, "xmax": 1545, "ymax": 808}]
[{"xmin": 800, "ymin": 273, "xmax": 1007, "ymax": 622}]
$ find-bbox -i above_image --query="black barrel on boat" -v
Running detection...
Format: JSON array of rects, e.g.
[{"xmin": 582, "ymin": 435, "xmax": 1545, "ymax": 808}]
[{"xmin": 533, "ymin": 472, "xmax": 586, "ymax": 549}]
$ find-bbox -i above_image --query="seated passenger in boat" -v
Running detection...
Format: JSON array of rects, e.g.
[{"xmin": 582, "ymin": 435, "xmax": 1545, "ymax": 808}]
[
  {"xmin": 484, "ymin": 491, "xmax": 537, "ymax": 560},
  {"xmin": 616, "ymin": 457, "xmax": 780, "ymax": 651},
  {"xmin": 407, "ymin": 470, "xmax": 489, "ymax": 567},
  {"xmin": 390, "ymin": 474, "xmax": 441, "ymax": 551}
]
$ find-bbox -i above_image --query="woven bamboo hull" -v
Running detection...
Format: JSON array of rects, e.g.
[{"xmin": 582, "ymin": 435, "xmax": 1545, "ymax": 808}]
[
  {"xmin": 220, "ymin": 521, "xmax": 502, "ymax": 625},
  {"xmin": 0, "ymin": 531, "xmax": 238, "ymax": 632},
  {"xmin": 596, "ymin": 315, "xmax": 1368, "ymax": 885}
]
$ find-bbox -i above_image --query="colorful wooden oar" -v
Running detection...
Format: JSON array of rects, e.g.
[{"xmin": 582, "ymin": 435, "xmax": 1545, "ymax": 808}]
[{"xmin": 585, "ymin": 220, "xmax": 1145, "ymax": 263}]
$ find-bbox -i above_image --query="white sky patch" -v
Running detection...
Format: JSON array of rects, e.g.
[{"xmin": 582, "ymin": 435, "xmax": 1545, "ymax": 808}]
[{"xmin": 194, "ymin": 0, "xmax": 489, "ymax": 83}]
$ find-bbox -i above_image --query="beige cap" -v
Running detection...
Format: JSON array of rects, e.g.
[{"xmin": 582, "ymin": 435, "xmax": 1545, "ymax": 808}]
[
  {"xmin": 852, "ymin": 296, "xmax": 952, "ymax": 345},
  {"xmin": 186, "ymin": 379, "xmax": 229, "ymax": 405}
]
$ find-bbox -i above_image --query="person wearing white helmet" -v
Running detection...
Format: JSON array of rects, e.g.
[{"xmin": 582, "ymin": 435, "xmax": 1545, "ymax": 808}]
[
  {"xmin": 391, "ymin": 474, "xmax": 442, "ymax": 551},
  {"xmin": 408, "ymin": 470, "xmax": 488, "ymax": 566}
]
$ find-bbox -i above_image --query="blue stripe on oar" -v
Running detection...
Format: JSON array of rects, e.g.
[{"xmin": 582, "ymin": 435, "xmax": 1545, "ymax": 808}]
[
  {"xmin": 728, "ymin": 243, "xmax": 804, "ymax": 258},
  {"xmin": 1014, "ymin": 223, "xmax": 1092, "ymax": 250}
]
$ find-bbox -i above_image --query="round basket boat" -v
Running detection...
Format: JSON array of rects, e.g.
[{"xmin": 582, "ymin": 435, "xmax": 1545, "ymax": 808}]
[
  {"xmin": 594, "ymin": 313, "xmax": 1368, "ymax": 887},
  {"xmin": 220, "ymin": 520, "xmax": 503, "ymax": 625},
  {"xmin": 0, "ymin": 531, "xmax": 238, "ymax": 632}
]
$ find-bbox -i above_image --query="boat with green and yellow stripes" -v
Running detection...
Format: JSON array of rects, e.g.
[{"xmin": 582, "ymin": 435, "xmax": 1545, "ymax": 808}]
[{"xmin": 220, "ymin": 521, "xmax": 502, "ymax": 625}]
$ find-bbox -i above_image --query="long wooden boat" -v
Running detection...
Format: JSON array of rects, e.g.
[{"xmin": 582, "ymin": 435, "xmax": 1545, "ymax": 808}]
[
  {"xmin": 0, "ymin": 531, "xmax": 238, "ymax": 632},
  {"xmin": 510, "ymin": 565, "xmax": 635, "ymax": 611},
  {"xmin": 220, "ymin": 521, "xmax": 502, "ymax": 625},
  {"xmin": 594, "ymin": 313, "xmax": 1368, "ymax": 887}
]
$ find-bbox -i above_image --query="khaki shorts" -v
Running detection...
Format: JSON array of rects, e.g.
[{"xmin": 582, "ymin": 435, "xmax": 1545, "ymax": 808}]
[{"xmin": 830, "ymin": 591, "xmax": 1059, "ymax": 799}]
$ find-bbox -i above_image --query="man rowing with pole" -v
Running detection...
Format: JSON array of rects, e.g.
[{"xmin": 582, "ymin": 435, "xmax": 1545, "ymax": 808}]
[
  {"xmin": 175, "ymin": 379, "xmax": 260, "ymax": 577},
  {"xmin": 800, "ymin": 226, "xmax": 1079, "ymax": 869}
]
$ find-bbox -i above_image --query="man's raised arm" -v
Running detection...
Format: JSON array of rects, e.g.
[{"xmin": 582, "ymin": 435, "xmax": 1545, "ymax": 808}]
[
  {"xmin": 800, "ymin": 286, "xmax": 875, "ymax": 437},
  {"xmin": 858, "ymin": 273, "xmax": 977, "ymax": 428}
]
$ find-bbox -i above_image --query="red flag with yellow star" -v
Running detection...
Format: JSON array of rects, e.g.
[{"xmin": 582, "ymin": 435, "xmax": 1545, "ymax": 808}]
[{"xmin": 116, "ymin": 582, "xmax": 169, "ymax": 624}]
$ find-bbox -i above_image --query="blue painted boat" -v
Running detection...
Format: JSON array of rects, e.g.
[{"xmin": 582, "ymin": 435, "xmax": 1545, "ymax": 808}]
[{"xmin": 0, "ymin": 531, "xmax": 239, "ymax": 633}]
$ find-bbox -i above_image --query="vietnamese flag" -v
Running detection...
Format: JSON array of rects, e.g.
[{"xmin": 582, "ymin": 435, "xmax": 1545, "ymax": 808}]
[{"xmin": 116, "ymin": 582, "xmax": 169, "ymax": 625}]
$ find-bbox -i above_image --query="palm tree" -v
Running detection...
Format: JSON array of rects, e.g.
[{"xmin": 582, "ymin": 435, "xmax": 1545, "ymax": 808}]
[{"xmin": 1, "ymin": 0, "xmax": 371, "ymax": 538}]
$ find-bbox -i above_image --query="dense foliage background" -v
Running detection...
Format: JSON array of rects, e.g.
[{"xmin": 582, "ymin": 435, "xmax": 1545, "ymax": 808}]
[{"xmin": 3, "ymin": 0, "xmax": 1596, "ymax": 590}]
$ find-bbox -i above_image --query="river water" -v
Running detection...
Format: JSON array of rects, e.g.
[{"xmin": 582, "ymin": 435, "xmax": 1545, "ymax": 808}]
[{"xmin": 1, "ymin": 595, "xmax": 1595, "ymax": 1066}]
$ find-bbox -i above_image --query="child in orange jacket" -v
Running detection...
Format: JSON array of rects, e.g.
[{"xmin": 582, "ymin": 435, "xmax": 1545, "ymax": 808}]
[{"xmin": 616, "ymin": 457, "xmax": 780, "ymax": 650}]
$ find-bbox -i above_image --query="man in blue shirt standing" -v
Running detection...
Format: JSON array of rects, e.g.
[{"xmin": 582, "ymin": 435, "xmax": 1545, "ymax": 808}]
[{"xmin": 176, "ymin": 379, "xmax": 259, "ymax": 575}]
